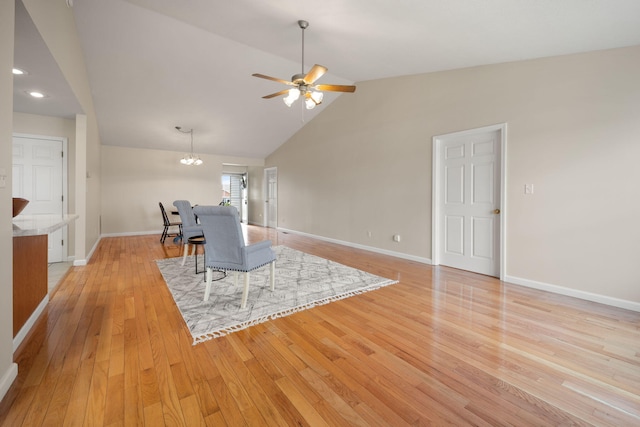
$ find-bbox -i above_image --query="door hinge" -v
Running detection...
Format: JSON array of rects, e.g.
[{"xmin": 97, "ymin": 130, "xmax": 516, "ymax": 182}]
[
  {"xmin": 61, "ymin": 239, "xmax": 64, "ymax": 246},
  {"xmin": 61, "ymin": 195, "xmax": 64, "ymax": 202}
]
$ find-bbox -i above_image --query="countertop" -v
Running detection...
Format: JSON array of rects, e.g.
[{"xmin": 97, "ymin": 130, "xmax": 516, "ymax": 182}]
[{"xmin": 13, "ymin": 214, "xmax": 79, "ymax": 237}]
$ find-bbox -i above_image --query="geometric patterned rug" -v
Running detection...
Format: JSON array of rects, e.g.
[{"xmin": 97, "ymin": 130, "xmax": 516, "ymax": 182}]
[{"xmin": 155, "ymin": 246, "xmax": 398, "ymax": 344}]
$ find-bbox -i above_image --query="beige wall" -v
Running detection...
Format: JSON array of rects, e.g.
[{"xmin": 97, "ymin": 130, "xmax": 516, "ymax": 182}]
[
  {"xmin": 101, "ymin": 145, "xmax": 263, "ymax": 235},
  {"xmin": 247, "ymin": 165, "xmax": 265, "ymax": 226},
  {"xmin": 0, "ymin": 0, "xmax": 17, "ymax": 402},
  {"xmin": 267, "ymin": 45, "xmax": 640, "ymax": 305}
]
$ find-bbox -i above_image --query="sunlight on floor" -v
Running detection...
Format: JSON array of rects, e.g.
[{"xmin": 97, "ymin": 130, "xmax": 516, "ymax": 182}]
[{"xmin": 48, "ymin": 262, "xmax": 72, "ymax": 292}]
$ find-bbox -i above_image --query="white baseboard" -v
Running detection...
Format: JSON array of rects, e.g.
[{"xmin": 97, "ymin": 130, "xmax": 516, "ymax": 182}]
[
  {"xmin": 275, "ymin": 228, "xmax": 639, "ymax": 312},
  {"xmin": 277, "ymin": 227, "xmax": 432, "ymax": 265},
  {"xmin": 100, "ymin": 230, "xmax": 159, "ymax": 238},
  {"xmin": 13, "ymin": 295, "xmax": 49, "ymax": 353},
  {"xmin": 504, "ymin": 275, "xmax": 640, "ymax": 313},
  {"xmin": 73, "ymin": 234, "xmax": 103, "ymax": 266},
  {"xmin": 0, "ymin": 362, "xmax": 18, "ymax": 402}
]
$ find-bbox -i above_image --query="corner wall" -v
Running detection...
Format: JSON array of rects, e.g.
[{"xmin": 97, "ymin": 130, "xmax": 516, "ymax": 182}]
[
  {"xmin": 0, "ymin": 0, "xmax": 18, "ymax": 402},
  {"xmin": 22, "ymin": 0, "xmax": 101, "ymax": 264}
]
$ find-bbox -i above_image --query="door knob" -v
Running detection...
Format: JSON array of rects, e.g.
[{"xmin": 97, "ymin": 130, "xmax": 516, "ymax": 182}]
[{"xmin": 493, "ymin": 209, "xmax": 501, "ymax": 214}]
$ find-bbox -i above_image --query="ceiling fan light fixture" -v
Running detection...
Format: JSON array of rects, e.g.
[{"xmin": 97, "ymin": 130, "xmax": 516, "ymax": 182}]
[
  {"xmin": 283, "ymin": 88, "xmax": 300, "ymax": 107},
  {"xmin": 304, "ymin": 97, "xmax": 316, "ymax": 109},
  {"xmin": 252, "ymin": 20, "xmax": 355, "ymax": 108},
  {"xmin": 304, "ymin": 90, "xmax": 323, "ymax": 109},
  {"xmin": 310, "ymin": 91, "xmax": 323, "ymax": 104}
]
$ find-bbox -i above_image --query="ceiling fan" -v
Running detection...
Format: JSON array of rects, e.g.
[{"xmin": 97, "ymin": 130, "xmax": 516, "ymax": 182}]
[{"xmin": 252, "ymin": 20, "xmax": 356, "ymax": 110}]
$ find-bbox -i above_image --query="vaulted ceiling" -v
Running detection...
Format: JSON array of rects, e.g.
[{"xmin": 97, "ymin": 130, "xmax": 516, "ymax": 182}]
[{"xmin": 13, "ymin": 0, "xmax": 640, "ymax": 159}]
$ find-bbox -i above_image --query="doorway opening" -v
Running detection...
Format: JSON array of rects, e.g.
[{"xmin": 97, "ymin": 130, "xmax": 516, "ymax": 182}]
[
  {"xmin": 263, "ymin": 167, "xmax": 277, "ymax": 229},
  {"xmin": 221, "ymin": 172, "xmax": 248, "ymax": 223},
  {"xmin": 13, "ymin": 133, "xmax": 68, "ymax": 263}
]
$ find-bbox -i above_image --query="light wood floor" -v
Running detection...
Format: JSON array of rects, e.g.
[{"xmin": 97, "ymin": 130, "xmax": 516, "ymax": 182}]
[{"xmin": 1, "ymin": 227, "xmax": 639, "ymax": 426}]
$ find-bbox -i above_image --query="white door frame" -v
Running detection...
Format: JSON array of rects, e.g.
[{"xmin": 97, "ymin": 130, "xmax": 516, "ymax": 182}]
[
  {"xmin": 13, "ymin": 132, "xmax": 69, "ymax": 261},
  {"xmin": 263, "ymin": 167, "xmax": 277, "ymax": 228},
  {"xmin": 431, "ymin": 123, "xmax": 507, "ymax": 279}
]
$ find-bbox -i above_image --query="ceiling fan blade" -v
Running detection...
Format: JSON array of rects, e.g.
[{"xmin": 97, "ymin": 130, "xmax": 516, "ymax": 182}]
[
  {"xmin": 303, "ymin": 64, "xmax": 328, "ymax": 84},
  {"xmin": 262, "ymin": 89, "xmax": 290, "ymax": 99},
  {"xmin": 252, "ymin": 73, "xmax": 294, "ymax": 86},
  {"xmin": 314, "ymin": 84, "xmax": 356, "ymax": 93}
]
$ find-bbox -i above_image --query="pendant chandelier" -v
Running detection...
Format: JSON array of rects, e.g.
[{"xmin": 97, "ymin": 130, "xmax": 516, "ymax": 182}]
[{"xmin": 176, "ymin": 126, "xmax": 203, "ymax": 166}]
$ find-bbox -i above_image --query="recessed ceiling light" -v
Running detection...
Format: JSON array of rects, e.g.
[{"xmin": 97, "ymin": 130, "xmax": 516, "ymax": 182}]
[
  {"xmin": 12, "ymin": 68, "xmax": 27, "ymax": 75},
  {"xmin": 28, "ymin": 91, "xmax": 46, "ymax": 98}
]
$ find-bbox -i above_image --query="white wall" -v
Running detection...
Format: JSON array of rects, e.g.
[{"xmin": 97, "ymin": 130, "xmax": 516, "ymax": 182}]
[
  {"xmin": 267, "ymin": 45, "xmax": 640, "ymax": 306},
  {"xmin": 100, "ymin": 145, "xmax": 263, "ymax": 235},
  {"xmin": 0, "ymin": 0, "xmax": 18, "ymax": 403}
]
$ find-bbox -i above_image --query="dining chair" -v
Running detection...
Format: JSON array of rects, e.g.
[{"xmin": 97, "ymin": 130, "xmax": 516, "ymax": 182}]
[
  {"xmin": 173, "ymin": 200, "xmax": 204, "ymax": 265},
  {"xmin": 159, "ymin": 202, "xmax": 182, "ymax": 244},
  {"xmin": 193, "ymin": 205, "xmax": 276, "ymax": 308}
]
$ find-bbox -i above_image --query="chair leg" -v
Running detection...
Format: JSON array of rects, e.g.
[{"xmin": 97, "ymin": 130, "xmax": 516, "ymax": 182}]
[
  {"xmin": 241, "ymin": 272, "xmax": 250, "ymax": 309},
  {"xmin": 234, "ymin": 271, "xmax": 239, "ymax": 287},
  {"xmin": 204, "ymin": 267, "xmax": 212, "ymax": 301},
  {"xmin": 181, "ymin": 243, "xmax": 189, "ymax": 266},
  {"xmin": 160, "ymin": 226, "xmax": 168, "ymax": 243},
  {"xmin": 270, "ymin": 261, "xmax": 275, "ymax": 291}
]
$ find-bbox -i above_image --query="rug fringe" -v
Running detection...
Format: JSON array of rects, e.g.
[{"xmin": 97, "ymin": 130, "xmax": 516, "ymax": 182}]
[{"xmin": 192, "ymin": 279, "xmax": 398, "ymax": 345}]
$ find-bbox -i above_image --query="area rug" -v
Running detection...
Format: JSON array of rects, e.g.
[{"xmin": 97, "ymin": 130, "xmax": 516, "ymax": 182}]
[{"xmin": 155, "ymin": 246, "xmax": 397, "ymax": 344}]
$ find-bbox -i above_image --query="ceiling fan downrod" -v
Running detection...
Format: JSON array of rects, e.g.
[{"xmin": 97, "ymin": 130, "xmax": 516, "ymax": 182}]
[{"xmin": 298, "ymin": 20, "xmax": 309, "ymax": 76}]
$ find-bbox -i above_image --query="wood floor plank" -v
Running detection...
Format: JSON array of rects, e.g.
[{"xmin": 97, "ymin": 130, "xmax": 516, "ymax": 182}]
[{"xmin": 1, "ymin": 229, "xmax": 638, "ymax": 426}]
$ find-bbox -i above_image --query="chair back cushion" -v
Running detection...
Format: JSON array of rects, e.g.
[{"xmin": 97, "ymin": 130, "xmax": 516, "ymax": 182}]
[
  {"xmin": 173, "ymin": 200, "xmax": 203, "ymax": 239},
  {"xmin": 194, "ymin": 206, "xmax": 245, "ymax": 268}
]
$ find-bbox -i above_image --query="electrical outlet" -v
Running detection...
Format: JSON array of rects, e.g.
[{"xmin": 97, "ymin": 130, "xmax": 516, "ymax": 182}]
[
  {"xmin": 524, "ymin": 184, "xmax": 534, "ymax": 194},
  {"xmin": 393, "ymin": 234, "xmax": 401, "ymax": 242},
  {"xmin": 367, "ymin": 230, "xmax": 372, "ymax": 238}
]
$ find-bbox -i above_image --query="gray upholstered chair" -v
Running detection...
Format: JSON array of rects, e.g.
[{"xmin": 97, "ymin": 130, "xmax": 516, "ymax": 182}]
[
  {"xmin": 193, "ymin": 205, "xmax": 276, "ymax": 308},
  {"xmin": 173, "ymin": 200, "xmax": 204, "ymax": 266}
]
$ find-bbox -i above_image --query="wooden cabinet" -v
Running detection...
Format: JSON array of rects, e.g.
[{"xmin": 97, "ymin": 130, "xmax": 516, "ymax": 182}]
[{"xmin": 13, "ymin": 235, "xmax": 48, "ymax": 337}]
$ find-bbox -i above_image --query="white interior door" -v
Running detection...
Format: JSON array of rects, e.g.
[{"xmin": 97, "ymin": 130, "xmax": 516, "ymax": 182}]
[
  {"xmin": 13, "ymin": 134, "xmax": 67, "ymax": 263},
  {"xmin": 433, "ymin": 125, "xmax": 504, "ymax": 277},
  {"xmin": 264, "ymin": 167, "xmax": 277, "ymax": 228}
]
